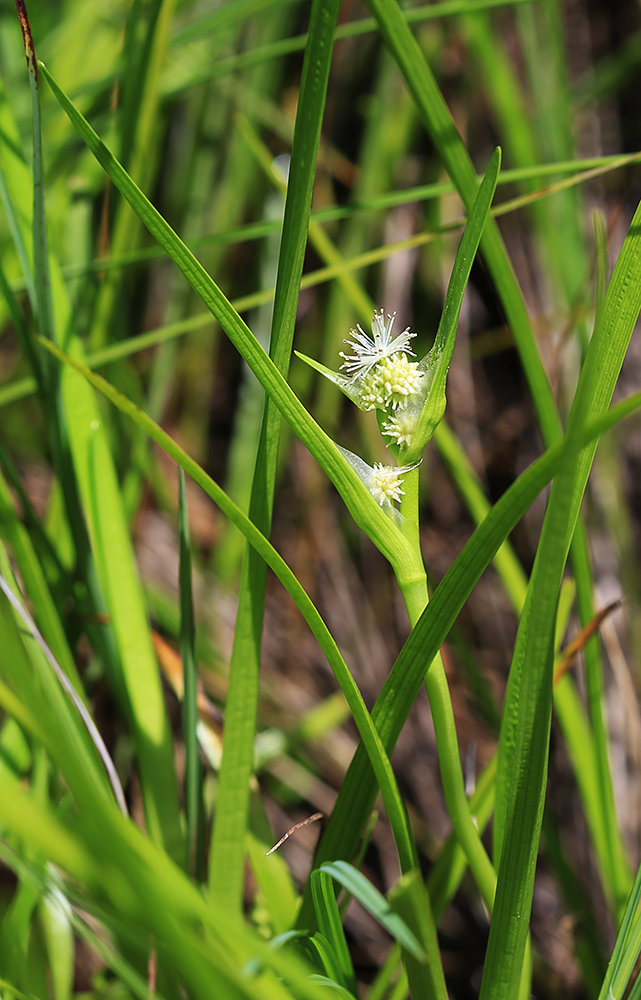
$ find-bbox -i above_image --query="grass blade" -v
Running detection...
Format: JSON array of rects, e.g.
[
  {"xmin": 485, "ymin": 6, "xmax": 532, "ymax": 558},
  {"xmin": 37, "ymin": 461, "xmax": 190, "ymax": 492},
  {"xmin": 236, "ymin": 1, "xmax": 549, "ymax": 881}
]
[
  {"xmin": 319, "ymin": 862, "xmax": 425, "ymax": 962},
  {"xmin": 208, "ymin": 0, "xmax": 343, "ymax": 909},
  {"xmin": 0, "ymin": 574, "xmax": 127, "ymax": 817},
  {"xmin": 38, "ymin": 335, "xmax": 422, "ymax": 887},
  {"xmin": 403, "ymin": 147, "xmax": 501, "ymax": 462},
  {"xmin": 38, "ymin": 59, "xmax": 424, "ymax": 601},
  {"xmin": 310, "ymin": 870, "xmax": 357, "ymax": 994},
  {"xmin": 388, "ymin": 870, "xmax": 448, "ymax": 1000},
  {"xmin": 363, "ymin": 0, "xmax": 561, "ymax": 449},
  {"xmin": 179, "ymin": 469, "xmax": 201, "ymax": 876},
  {"xmin": 482, "ymin": 195, "xmax": 641, "ymax": 1000}
]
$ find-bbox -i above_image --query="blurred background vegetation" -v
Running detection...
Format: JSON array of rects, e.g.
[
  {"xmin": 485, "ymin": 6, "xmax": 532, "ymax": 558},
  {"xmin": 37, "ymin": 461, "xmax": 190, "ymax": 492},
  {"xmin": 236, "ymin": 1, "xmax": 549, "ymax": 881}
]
[{"xmin": 2, "ymin": 0, "xmax": 641, "ymax": 995}]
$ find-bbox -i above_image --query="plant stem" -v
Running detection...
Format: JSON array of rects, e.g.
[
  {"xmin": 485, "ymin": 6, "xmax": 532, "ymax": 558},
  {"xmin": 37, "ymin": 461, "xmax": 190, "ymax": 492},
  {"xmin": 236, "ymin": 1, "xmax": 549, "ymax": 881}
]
[{"xmin": 400, "ymin": 469, "xmax": 497, "ymax": 912}]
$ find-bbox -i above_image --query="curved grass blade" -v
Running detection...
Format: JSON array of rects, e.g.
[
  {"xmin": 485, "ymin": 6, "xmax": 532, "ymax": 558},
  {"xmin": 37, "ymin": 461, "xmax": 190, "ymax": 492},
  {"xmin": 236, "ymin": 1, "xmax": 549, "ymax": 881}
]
[
  {"xmin": 305, "ymin": 934, "xmax": 349, "ymax": 992},
  {"xmin": 38, "ymin": 336, "xmax": 421, "ymax": 883},
  {"xmin": 319, "ymin": 862, "xmax": 425, "ymax": 963},
  {"xmin": 296, "ymin": 384, "xmax": 641, "ymax": 927},
  {"xmin": 597, "ymin": 860, "xmax": 641, "ymax": 1000},
  {"xmin": 0, "ymin": 574, "xmax": 127, "ymax": 817},
  {"xmin": 38, "ymin": 59, "xmax": 424, "ymax": 603},
  {"xmin": 310, "ymin": 870, "xmax": 356, "ymax": 994}
]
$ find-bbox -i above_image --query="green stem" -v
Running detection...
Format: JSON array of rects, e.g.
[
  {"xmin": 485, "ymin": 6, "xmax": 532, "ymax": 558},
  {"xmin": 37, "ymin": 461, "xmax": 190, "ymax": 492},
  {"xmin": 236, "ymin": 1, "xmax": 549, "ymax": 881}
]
[{"xmin": 399, "ymin": 473, "xmax": 497, "ymax": 913}]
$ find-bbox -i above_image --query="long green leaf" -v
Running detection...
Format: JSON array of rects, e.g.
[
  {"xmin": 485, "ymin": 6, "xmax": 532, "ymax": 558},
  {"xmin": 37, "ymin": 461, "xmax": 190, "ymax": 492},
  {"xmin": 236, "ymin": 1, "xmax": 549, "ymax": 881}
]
[
  {"xmin": 403, "ymin": 147, "xmax": 501, "ymax": 462},
  {"xmin": 310, "ymin": 870, "xmax": 356, "ymax": 994},
  {"xmin": 388, "ymin": 870, "xmax": 448, "ymax": 1000},
  {"xmin": 482, "ymin": 194, "xmax": 641, "ymax": 1000},
  {"xmin": 319, "ymin": 863, "xmax": 425, "ymax": 962},
  {"xmin": 38, "ymin": 60, "xmax": 424, "ymax": 603},
  {"xmin": 209, "ymin": 0, "xmax": 343, "ymax": 910},
  {"xmin": 363, "ymin": 0, "xmax": 561, "ymax": 449},
  {"xmin": 296, "ymin": 384, "xmax": 641, "ymax": 926},
  {"xmin": 38, "ymin": 334, "xmax": 421, "ymax": 889},
  {"xmin": 179, "ymin": 469, "xmax": 200, "ymax": 876}
]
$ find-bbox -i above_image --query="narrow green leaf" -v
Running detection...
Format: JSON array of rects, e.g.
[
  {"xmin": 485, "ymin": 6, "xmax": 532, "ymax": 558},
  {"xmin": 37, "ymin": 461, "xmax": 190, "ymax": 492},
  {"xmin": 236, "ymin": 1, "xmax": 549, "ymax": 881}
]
[
  {"xmin": 388, "ymin": 870, "xmax": 448, "ymax": 1000},
  {"xmin": 483, "ymin": 194, "xmax": 641, "ymax": 1000},
  {"xmin": 208, "ymin": 0, "xmax": 344, "ymax": 910},
  {"xmin": 179, "ymin": 469, "xmax": 201, "ymax": 877},
  {"xmin": 310, "ymin": 870, "xmax": 356, "ymax": 994},
  {"xmin": 297, "ymin": 385, "xmax": 641, "ymax": 925},
  {"xmin": 38, "ymin": 60, "xmax": 424, "ymax": 610},
  {"xmin": 305, "ymin": 933, "xmax": 349, "ymax": 990},
  {"xmin": 363, "ymin": 0, "xmax": 561, "ymax": 449},
  {"xmin": 597, "ymin": 860, "xmax": 641, "ymax": 1000},
  {"xmin": 0, "ymin": 573, "xmax": 127, "ymax": 817},
  {"xmin": 319, "ymin": 863, "xmax": 425, "ymax": 962},
  {"xmin": 38, "ymin": 887, "xmax": 74, "ymax": 1000},
  {"xmin": 39, "ymin": 337, "xmax": 419, "ymax": 882},
  {"xmin": 403, "ymin": 147, "xmax": 501, "ymax": 462}
]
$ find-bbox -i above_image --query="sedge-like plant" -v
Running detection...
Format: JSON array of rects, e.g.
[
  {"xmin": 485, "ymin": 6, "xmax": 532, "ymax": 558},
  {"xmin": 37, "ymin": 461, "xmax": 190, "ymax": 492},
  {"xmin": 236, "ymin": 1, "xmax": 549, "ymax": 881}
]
[{"xmin": 0, "ymin": 1, "xmax": 640, "ymax": 999}]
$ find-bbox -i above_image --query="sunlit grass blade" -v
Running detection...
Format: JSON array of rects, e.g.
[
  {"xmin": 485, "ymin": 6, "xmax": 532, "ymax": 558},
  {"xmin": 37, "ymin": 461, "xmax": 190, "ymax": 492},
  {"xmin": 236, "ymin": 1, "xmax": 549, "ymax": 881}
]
[{"xmin": 178, "ymin": 469, "xmax": 201, "ymax": 877}]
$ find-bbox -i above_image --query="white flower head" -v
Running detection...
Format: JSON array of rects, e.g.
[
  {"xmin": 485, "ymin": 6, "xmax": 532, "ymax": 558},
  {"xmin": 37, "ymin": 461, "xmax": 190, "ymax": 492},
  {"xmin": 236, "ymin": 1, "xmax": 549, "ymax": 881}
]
[
  {"xmin": 360, "ymin": 352, "xmax": 424, "ymax": 411},
  {"xmin": 382, "ymin": 409, "xmax": 420, "ymax": 448},
  {"xmin": 336, "ymin": 444, "xmax": 421, "ymax": 511},
  {"xmin": 339, "ymin": 309, "xmax": 416, "ymax": 379},
  {"xmin": 369, "ymin": 461, "xmax": 422, "ymax": 506}
]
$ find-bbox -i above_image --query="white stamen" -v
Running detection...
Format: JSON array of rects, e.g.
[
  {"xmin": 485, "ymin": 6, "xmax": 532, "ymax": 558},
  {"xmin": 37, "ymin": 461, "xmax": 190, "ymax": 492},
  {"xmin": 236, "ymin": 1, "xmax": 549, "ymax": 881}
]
[{"xmin": 339, "ymin": 309, "xmax": 416, "ymax": 379}]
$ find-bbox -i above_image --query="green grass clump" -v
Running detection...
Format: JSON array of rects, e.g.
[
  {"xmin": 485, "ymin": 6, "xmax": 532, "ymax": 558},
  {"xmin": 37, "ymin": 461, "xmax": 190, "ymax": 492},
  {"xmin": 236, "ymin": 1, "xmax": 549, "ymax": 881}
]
[{"xmin": 1, "ymin": 0, "xmax": 641, "ymax": 998}]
